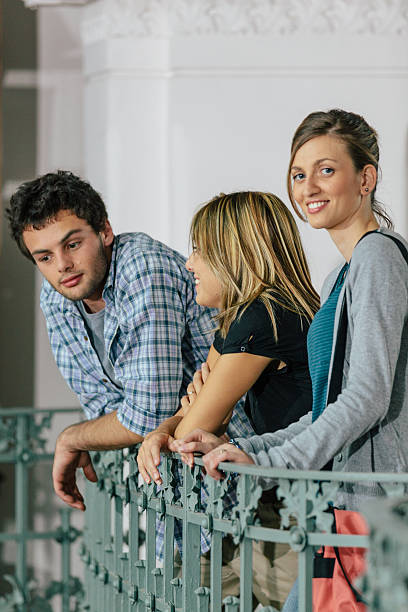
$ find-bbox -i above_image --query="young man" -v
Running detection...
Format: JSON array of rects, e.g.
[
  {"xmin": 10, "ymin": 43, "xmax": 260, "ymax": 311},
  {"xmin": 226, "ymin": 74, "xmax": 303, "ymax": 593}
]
[{"xmin": 6, "ymin": 171, "xmax": 254, "ymax": 512}]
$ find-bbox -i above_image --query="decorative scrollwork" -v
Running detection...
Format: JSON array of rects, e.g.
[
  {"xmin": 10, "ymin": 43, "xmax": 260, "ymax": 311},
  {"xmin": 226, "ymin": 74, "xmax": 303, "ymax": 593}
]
[
  {"xmin": 157, "ymin": 453, "xmax": 178, "ymax": 505},
  {"xmin": 81, "ymin": 0, "xmax": 408, "ymax": 45},
  {"xmin": 185, "ymin": 463, "xmax": 202, "ymax": 512},
  {"xmin": 28, "ymin": 412, "xmax": 52, "ymax": 454},
  {"xmin": 203, "ymin": 471, "xmax": 233, "ymax": 519},
  {"xmin": 95, "ymin": 449, "xmax": 122, "ymax": 493},
  {"xmin": 0, "ymin": 417, "xmax": 17, "ymax": 453},
  {"xmin": 0, "ymin": 574, "xmax": 84, "ymax": 612},
  {"xmin": 276, "ymin": 478, "xmax": 338, "ymax": 533},
  {"xmin": 231, "ymin": 474, "xmax": 263, "ymax": 544}
]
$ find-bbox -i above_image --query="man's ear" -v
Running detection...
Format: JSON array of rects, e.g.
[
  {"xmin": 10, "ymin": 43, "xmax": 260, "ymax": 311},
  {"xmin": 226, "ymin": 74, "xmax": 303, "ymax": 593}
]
[{"xmin": 101, "ymin": 220, "xmax": 114, "ymax": 247}]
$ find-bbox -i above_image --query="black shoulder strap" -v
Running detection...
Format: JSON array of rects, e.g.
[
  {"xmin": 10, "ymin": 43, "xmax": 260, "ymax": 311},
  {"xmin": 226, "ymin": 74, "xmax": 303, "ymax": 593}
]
[
  {"xmin": 327, "ymin": 231, "xmax": 408, "ymax": 406},
  {"xmin": 330, "ymin": 511, "xmax": 367, "ymax": 604},
  {"xmin": 358, "ymin": 230, "xmax": 408, "ymax": 266}
]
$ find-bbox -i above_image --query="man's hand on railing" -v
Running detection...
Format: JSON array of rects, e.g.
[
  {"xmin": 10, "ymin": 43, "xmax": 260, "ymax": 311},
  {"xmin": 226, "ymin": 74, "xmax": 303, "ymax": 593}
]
[
  {"xmin": 137, "ymin": 432, "xmax": 175, "ymax": 486},
  {"xmin": 52, "ymin": 433, "xmax": 98, "ymax": 511}
]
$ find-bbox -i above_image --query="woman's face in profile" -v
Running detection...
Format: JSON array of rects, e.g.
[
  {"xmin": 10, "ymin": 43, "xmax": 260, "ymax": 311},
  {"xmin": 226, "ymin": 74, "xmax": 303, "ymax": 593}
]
[
  {"xmin": 185, "ymin": 248, "xmax": 223, "ymax": 310},
  {"xmin": 290, "ymin": 134, "xmax": 364, "ymax": 231}
]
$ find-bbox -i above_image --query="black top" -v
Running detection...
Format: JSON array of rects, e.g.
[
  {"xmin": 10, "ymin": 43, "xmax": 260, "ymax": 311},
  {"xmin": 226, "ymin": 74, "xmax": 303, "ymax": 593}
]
[{"xmin": 213, "ymin": 299, "xmax": 312, "ymax": 435}]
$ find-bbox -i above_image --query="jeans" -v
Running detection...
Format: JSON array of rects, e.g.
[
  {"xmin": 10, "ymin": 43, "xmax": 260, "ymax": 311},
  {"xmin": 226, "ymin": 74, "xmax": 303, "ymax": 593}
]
[{"xmin": 281, "ymin": 578, "xmax": 298, "ymax": 612}]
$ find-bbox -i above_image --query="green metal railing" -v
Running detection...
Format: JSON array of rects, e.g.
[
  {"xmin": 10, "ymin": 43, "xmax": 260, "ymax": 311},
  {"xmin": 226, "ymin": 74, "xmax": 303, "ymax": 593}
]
[
  {"xmin": 0, "ymin": 407, "xmax": 84, "ymax": 611},
  {"xmin": 81, "ymin": 448, "xmax": 408, "ymax": 612},
  {"xmin": 2, "ymin": 409, "xmax": 408, "ymax": 611}
]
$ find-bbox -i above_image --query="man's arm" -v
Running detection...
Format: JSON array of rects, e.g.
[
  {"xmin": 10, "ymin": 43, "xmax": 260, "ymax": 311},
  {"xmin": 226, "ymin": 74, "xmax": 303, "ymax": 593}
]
[
  {"xmin": 53, "ymin": 411, "xmax": 143, "ymax": 510},
  {"xmin": 53, "ymin": 408, "xmax": 187, "ymax": 509}
]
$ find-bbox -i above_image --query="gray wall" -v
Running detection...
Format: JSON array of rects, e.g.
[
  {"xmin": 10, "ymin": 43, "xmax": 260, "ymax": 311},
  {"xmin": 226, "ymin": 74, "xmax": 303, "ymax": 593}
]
[{"xmin": 1, "ymin": 0, "xmax": 36, "ymax": 408}]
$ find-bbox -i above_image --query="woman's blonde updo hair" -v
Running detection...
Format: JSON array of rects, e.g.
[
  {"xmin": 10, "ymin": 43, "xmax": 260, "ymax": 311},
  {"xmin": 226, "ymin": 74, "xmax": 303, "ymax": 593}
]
[
  {"xmin": 190, "ymin": 191, "xmax": 320, "ymax": 338},
  {"xmin": 287, "ymin": 108, "xmax": 393, "ymax": 228}
]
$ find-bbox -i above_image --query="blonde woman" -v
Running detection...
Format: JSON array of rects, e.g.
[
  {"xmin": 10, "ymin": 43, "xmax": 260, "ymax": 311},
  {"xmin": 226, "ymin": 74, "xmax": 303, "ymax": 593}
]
[{"xmin": 137, "ymin": 191, "xmax": 319, "ymax": 608}]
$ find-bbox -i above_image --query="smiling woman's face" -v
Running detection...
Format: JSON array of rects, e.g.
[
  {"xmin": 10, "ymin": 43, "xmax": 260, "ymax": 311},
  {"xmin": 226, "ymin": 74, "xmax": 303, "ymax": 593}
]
[
  {"xmin": 185, "ymin": 248, "xmax": 223, "ymax": 310},
  {"xmin": 290, "ymin": 134, "xmax": 368, "ymax": 231}
]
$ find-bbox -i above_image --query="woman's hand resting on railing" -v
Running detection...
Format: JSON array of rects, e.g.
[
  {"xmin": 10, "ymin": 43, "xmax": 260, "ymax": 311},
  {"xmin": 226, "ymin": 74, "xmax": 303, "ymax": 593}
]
[{"xmin": 171, "ymin": 429, "xmax": 254, "ymax": 479}]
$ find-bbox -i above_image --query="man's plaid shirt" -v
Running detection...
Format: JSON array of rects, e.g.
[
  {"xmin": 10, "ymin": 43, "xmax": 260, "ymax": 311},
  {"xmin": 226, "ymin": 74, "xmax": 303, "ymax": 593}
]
[{"xmin": 40, "ymin": 232, "xmax": 254, "ymax": 554}]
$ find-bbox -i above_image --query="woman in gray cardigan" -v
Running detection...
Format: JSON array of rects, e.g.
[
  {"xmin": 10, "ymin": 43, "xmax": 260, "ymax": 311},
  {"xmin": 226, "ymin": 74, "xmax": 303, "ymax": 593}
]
[{"xmin": 174, "ymin": 109, "xmax": 408, "ymax": 608}]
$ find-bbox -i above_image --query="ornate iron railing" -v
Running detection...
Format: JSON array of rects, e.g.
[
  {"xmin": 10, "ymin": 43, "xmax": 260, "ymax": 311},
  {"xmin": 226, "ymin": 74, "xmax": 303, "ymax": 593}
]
[
  {"xmin": 81, "ymin": 448, "xmax": 408, "ymax": 612},
  {"xmin": 0, "ymin": 407, "xmax": 84, "ymax": 612},
  {"xmin": 2, "ymin": 409, "xmax": 408, "ymax": 611}
]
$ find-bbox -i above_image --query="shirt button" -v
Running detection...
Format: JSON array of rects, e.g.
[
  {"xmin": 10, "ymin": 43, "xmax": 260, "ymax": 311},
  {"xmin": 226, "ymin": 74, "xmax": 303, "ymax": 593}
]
[
  {"xmin": 102, "ymin": 378, "xmax": 108, "ymax": 383},
  {"xmin": 337, "ymin": 453, "xmax": 343, "ymax": 462},
  {"xmin": 240, "ymin": 346, "xmax": 246, "ymax": 352},
  {"xmin": 84, "ymin": 336, "xmax": 89, "ymax": 341}
]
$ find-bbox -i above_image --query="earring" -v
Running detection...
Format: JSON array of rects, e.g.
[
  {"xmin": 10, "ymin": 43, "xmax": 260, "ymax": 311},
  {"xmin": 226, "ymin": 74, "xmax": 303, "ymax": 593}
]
[{"xmin": 364, "ymin": 187, "xmax": 369, "ymax": 192}]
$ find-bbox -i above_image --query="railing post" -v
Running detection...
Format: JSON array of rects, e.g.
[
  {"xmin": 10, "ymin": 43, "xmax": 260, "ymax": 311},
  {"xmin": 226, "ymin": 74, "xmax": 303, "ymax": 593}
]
[
  {"xmin": 182, "ymin": 462, "xmax": 201, "ymax": 612},
  {"xmin": 15, "ymin": 413, "xmax": 29, "ymax": 611},
  {"xmin": 60, "ymin": 507, "xmax": 72, "ymax": 612},
  {"xmin": 297, "ymin": 480, "xmax": 314, "ymax": 612}
]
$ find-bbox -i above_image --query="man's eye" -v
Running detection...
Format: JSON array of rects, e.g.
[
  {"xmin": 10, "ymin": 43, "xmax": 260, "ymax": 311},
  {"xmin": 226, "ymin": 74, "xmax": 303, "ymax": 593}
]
[
  {"xmin": 67, "ymin": 242, "xmax": 80, "ymax": 249},
  {"xmin": 39, "ymin": 255, "xmax": 50, "ymax": 263}
]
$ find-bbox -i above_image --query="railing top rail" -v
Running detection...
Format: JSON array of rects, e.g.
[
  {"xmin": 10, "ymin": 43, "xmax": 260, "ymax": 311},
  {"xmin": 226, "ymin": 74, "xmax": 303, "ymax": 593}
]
[
  {"xmin": 191, "ymin": 454, "xmax": 408, "ymax": 484},
  {"xmin": 0, "ymin": 406, "xmax": 82, "ymax": 416}
]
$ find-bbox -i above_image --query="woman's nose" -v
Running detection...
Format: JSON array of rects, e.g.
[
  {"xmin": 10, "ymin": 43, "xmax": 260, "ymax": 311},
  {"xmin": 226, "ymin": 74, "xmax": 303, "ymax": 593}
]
[
  {"xmin": 303, "ymin": 174, "xmax": 320, "ymax": 197},
  {"xmin": 185, "ymin": 254, "xmax": 194, "ymax": 272}
]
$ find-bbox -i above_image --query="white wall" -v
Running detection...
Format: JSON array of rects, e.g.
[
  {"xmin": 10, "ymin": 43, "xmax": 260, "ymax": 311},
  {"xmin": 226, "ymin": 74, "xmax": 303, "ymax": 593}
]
[
  {"xmin": 81, "ymin": 0, "xmax": 408, "ymax": 289},
  {"xmin": 34, "ymin": 0, "xmax": 408, "ymax": 406},
  {"xmin": 35, "ymin": 5, "xmax": 83, "ymax": 408}
]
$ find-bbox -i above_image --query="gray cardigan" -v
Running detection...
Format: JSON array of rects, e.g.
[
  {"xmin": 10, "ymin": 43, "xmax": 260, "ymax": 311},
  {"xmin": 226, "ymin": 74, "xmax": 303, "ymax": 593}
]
[{"xmin": 237, "ymin": 229, "xmax": 408, "ymax": 510}]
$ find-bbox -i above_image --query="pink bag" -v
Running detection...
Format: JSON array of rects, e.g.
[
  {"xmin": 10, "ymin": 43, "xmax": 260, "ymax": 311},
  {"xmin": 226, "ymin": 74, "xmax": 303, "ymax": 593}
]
[{"xmin": 313, "ymin": 509, "xmax": 369, "ymax": 611}]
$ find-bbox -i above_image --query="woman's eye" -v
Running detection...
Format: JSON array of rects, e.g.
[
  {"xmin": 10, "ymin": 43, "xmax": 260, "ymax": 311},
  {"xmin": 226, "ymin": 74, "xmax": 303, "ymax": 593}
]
[
  {"xmin": 321, "ymin": 167, "xmax": 334, "ymax": 176},
  {"xmin": 292, "ymin": 173, "xmax": 304, "ymax": 182}
]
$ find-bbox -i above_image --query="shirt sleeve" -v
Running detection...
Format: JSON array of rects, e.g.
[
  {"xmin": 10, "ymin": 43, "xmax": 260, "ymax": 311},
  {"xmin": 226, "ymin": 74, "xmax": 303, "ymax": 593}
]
[
  {"xmin": 217, "ymin": 299, "xmax": 307, "ymax": 362},
  {"xmin": 114, "ymin": 250, "xmax": 201, "ymax": 436},
  {"xmin": 216, "ymin": 300, "xmax": 279, "ymax": 357}
]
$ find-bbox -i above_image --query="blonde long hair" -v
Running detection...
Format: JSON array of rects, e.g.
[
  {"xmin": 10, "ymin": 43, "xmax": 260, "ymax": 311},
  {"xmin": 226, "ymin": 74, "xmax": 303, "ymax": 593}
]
[{"xmin": 190, "ymin": 191, "xmax": 320, "ymax": 338}]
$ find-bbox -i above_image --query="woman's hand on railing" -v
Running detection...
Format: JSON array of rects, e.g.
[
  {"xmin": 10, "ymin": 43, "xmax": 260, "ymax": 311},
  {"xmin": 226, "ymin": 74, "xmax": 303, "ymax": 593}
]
[
  {"xmin": 137, "ymin": 432, "xmax": 174, "ymax": 485},
  {"xmin": 202, "ymin": 442, "xmax": 255, "ymax": 481},
  {"xmin": 169, "ymin": 428, "xmax": 224, "ymax": 468}
]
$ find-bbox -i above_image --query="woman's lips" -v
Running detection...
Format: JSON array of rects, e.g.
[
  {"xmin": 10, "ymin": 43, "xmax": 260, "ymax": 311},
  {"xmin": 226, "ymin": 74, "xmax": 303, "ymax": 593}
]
[
  {"xmin": 61, "ymin": 273, "xmax": 83, "ymax": 287},
  {"xmin": 306, "ymin": 200, "xmax": 329, "ymax": 214}
]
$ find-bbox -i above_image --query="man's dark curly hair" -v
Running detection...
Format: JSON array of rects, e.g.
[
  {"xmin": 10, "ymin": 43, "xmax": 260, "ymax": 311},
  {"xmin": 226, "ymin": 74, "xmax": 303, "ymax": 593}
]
[{"xmin": 6, "ymin": 170, "xmax": 109, "ymax": 261}]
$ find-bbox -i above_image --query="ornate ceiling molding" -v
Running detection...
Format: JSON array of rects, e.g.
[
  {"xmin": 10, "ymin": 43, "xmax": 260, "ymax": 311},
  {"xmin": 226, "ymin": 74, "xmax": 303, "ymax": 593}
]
[
  {"xmin": 22, "ymin": 0, "xmax": 93, "ymax": 7},
  {"xmin": 81, "ymin": 0, "xmax": 408, "ymax": 45}
]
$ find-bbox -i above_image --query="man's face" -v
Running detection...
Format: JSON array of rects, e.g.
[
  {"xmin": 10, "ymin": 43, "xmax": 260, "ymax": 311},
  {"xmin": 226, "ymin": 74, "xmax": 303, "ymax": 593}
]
[{"xmin": 23, "ymin": 211, "xmax": 114, "ymax": 308}]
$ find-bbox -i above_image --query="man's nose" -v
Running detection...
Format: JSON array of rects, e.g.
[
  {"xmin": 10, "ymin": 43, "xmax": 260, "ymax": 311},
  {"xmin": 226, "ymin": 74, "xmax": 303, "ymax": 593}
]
[{"xmin": 57, "ymin": 252, "xmax": 74, "ymax": 273}]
